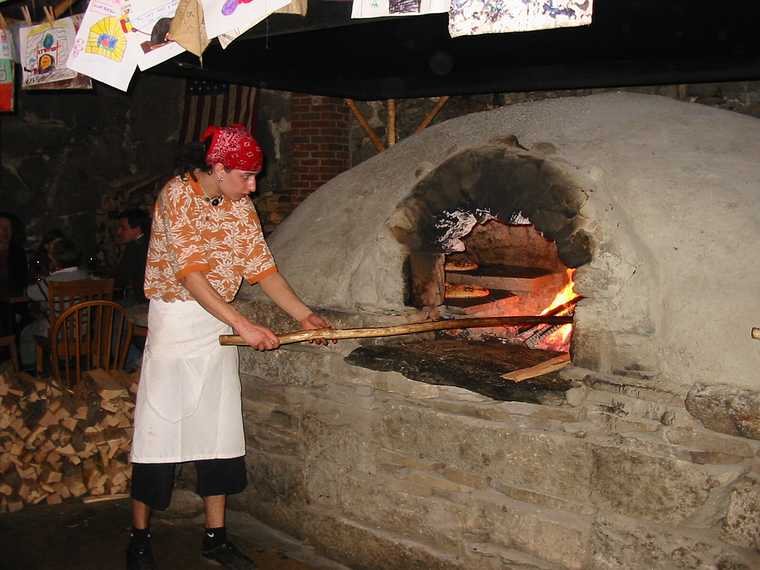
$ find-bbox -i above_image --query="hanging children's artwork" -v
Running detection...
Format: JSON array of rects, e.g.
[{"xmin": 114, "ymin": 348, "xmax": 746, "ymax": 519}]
[
  {"xmin": 350, "ymin": 0, "xmax": 447, "ymax": 20},
  {"xmin": 448, "ymin": 0, "xmax": 593, "ymax": 38},
  {"xmin": 130, "ymin": 0, "xmax": 185, "ymax": 71},
  {"xmin": 23, "ymin": 15, "xmax": 93, "ymax": 90},
  {"xmin": 202, "ymin": 0, "xmax": 289, "ymax": 44},
  {"xmin": 19, "ymin": 17, "xmax": 79, "ymax": 87},
  {"xmin": 66, "ymin": 0, "xmax": 142, "ymax": 91},
  {"xmin": 0, "ymin": 29, "xmax": 14, "ymax": 112}
]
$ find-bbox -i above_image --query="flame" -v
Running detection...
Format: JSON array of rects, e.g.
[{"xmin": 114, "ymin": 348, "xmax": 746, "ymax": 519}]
[{"xmin": 538, "ymin": 269, "xmax": 576, "ymax": 351}]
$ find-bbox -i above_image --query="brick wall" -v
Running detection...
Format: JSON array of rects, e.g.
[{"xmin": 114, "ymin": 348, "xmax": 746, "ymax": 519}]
[{"xmin": 261, "ymin": 94, "xmax": 351, "ymax": 230}]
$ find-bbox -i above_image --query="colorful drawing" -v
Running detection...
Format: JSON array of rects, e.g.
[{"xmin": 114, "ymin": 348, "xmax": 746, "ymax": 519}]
[
  {"xmin": 86, "ymin": 16, "xmax": 127, "ymax": 61},
  {"xmin": 20, "ymin": 18, "xmax": 78, "ymax": 87},
  {"xmin": 221, "ymin": 0, "xmax": 254, "ymax": 16}
]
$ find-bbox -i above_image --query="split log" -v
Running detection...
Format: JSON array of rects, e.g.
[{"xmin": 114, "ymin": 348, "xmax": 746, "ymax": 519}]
[
  {"xmin": 219, "ymin": 315, "xmax": 574, "ymax": 346},
  {"xmin": 0, "ymin": 369, "xmax": 138, "ymax": 512},
  {"xmin": 501, "ymin": 354, "xmax": 572, "ymax": 382},
  {"xmin": 81, "ymin": 493, "xmax": 130, "ymax": 504}
]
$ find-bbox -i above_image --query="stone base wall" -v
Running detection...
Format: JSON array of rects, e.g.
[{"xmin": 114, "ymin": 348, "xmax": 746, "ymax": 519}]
[{"xmin": 234, "ymin": 300, "xmax": 760, "ymax": 570}]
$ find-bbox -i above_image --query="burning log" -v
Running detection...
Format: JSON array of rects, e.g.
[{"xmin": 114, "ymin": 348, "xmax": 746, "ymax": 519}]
[
  {"xmin": 523, "ymin": 324, "xmax": 564, "ymax": 349},
  {"xmin": 516, "ymin": 295, "xmax": 583, "ymax": 334},
  {"xmin": 219, "ymin": 315, "xmax": 574, "ymax": 346}
]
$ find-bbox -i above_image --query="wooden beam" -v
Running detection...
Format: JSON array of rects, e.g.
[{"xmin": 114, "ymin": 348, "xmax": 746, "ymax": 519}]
[
  {"xmin": 414, "ymin": 96, "xmax": 450, "ymax": 134},
  {"xmin": 345, "ymin": 99, "xmax": 385, "ymax": 153},
  {"xmin": 387, "ymin": 99, "xmax": 396, "ymax": 146}
]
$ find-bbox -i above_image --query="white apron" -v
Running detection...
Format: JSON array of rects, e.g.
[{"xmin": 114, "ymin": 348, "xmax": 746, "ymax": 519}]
[{"xmin": 130, "ymin": 299, "xmax": 244, "ymax": 463}]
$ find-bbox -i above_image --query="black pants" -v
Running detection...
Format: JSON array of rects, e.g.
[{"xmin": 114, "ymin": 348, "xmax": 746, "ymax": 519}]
[{"xmin": 130, "ymin": 456, "xmax": 247, "ymax": 511}]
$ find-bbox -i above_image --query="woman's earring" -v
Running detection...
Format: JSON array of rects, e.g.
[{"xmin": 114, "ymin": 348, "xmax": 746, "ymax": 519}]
[{"xmin": 217, "ymin": 176, "xmax": 224, "ymax": 183}]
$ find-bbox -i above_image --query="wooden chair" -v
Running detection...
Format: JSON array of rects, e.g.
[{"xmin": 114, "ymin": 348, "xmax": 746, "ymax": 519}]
[
  {"xmin": 35, "ymin": 278, "xmax": 115, "ymax": 376},
  {"xmin": 49, "ymin": 300, "xmax": 133, "ymax": 387}
]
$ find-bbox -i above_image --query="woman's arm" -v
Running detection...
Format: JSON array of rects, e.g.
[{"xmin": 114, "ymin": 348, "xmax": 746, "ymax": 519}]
[
  {"xmin": 259, "ymin": 272, "xmax": 332, "ymax": 334},
  {"xmin": 182, "ymin": 271, "xmax": 280, "ymax": 350}
]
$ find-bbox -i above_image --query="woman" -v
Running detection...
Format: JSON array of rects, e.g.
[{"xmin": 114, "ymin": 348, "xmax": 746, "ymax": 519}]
[{"xmin": 127, "ymin": 124, "xmax": 331, "ymax": 570}]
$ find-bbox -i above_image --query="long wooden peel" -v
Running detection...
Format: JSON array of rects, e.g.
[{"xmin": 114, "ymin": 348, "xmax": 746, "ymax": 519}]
[{"xmin": 219, "ymin": 315, "xmax": 573, "ymax": 346}]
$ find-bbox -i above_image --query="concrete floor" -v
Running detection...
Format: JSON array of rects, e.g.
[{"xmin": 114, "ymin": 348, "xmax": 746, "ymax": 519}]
[{"xmin": 0, "ymin": 498, "xmax": 349, "ymax": 570}]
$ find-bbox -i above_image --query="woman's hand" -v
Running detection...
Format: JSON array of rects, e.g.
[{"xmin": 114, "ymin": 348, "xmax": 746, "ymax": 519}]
[
  {"xmin": 234, "ymin": 319, "xmax": 280, "ymax": 351},
  {"xmin": 299, "ymin": 313, "xmax": 335, "ymax": 345}
]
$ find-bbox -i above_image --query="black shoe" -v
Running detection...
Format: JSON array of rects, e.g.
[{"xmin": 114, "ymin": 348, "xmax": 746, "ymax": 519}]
[
  {"xmin": 202, "ymin": 541, "xmax": 256, "ymax": 569},
  {"xmin": 126, "ymin": 541, "xmax": 156, "ymax": 570}
]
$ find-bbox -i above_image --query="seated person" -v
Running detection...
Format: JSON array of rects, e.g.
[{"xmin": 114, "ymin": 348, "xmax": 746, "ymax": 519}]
[
  {"xmin": 114, "ymin": 209, "xmax": 150, "ymax": 307},
  {"xmin": 19, "ymin": 238, "xmax": 91, "ymax": 369}
]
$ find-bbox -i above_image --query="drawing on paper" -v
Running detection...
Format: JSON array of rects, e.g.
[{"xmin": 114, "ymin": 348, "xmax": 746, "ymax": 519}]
[
  {"xmin": 389, "ymin": 0, "xmax": 421, "ymax": 14},
  {"xmin": 448, "ymin": 0, "xmax": 593, "ymax": 38},
  {"xmin": 86, "ymin": 16, "xmax": 128, "ymax": 61},
  {"xmin": 221, "ymin": 0, "xmax": 254, "ymax": 16},
  {"xmin": 22, "ymin": 25, "xmax": 74, "ymax": 78}
]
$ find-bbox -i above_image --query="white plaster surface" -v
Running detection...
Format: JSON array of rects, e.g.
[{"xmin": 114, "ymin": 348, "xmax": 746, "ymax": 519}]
[{"xmin": 242, "ymin": 92, "xmax": 760, "ymax": 389}]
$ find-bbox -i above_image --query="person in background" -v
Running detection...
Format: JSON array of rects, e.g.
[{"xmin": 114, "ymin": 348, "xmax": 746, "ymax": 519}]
[
  {"xmin": 0, "ymin": 212, "xmax": 29, "ymax": 336},
  {"xmin": 0, "ymin": 212, "xmax": 28, "ymax": 299},
  {"xmin": 30, "ymin": 228, "xmax": 66, "ymax": 280},
  {"xmin": 19, "ymin": 238, "xmax": 91, "ymax": 369},
  {"xmin": 127, "ymin": 124, "xmax": 332, "ymax": 570},
  {"xmin": 115, "ymin": 209, "xmax": 151, "ymax": 307}
]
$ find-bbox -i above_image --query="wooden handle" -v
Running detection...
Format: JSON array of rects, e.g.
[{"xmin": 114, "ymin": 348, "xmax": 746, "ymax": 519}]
[
  {"xmin": 752, "ymin": 327, "xmax": 760, "ymax": 340},
  {"xmin": 219, "ymin": 315, "xmax": 573, "ymax": 346}
]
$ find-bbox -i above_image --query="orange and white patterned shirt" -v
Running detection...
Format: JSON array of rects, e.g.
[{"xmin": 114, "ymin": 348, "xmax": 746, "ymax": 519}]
[{"xmin": 144, "ymin": 174, "xmax": 277, "ymax": 302}]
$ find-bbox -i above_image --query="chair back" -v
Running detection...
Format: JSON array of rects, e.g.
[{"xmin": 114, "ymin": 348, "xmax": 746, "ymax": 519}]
[
  {"xmin": 50, "ymin": 300, "xmax": 133, "ymax": 387},
  {"xmin": 46, "ymin": 278, "xmax": 114, "ymax": 327}
]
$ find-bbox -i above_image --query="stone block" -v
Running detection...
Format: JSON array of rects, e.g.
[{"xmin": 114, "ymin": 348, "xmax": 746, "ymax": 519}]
[
  {"xmin": 686, "ymin": 383, "xmax": 760, "ymax": 441},
  {"xmin": 375, "ymin": 403, "xmax": 594, "ymax": 503},
  {"xmin": 247, "ymin": 452, "xmax": 305, "ymax": 506},
  {"xmin": 721, "ymin": 476, "xmax": 760, "ymax": 551},
  {"xmin": 590, "ymin": 513, "xmax": 760, "ymax": 570},
  {"xmin": 473, "ymin": 489, "xmax": 592, "ymax": 569},
  {"xmin": 338, "ymin": 473, "xmax": 466, "ymax": 554},
  {"xmin": 464, "ymin": 543, "xmax": 568, "ymax": 570},
  {"xmin": 305, "ymin": 511, "xmax": 465, "ymax": 570},
  {"xmin": 590, "ymin": 445, "xmax": 743, "ymax": 524}
]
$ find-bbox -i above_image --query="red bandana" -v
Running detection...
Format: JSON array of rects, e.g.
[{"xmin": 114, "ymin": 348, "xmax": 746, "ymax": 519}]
[{"xmin": 201, "ymin": 124, "xmax": 263, "ymax": 172}]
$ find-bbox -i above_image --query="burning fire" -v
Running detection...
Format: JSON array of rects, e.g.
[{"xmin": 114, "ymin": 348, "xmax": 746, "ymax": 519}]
[{"xmin": 537, "ymin": 269, "xmax": 577, "ymax": 352}]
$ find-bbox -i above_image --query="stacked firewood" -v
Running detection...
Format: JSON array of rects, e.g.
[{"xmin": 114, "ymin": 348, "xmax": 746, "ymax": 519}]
[{"xmin": 0, "ymin": 368, "xmax": 139, "ymax": 513}]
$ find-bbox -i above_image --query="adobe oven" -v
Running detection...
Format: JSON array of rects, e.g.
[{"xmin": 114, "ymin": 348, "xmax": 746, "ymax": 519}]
[{"xmin": 234, "ymin": 93, "xmax": 760, "ymax": 570}]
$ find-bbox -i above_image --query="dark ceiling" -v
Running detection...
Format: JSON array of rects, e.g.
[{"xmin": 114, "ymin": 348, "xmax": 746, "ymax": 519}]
[{"xmin": 154, "ymin": 0, "xmax": 760, "ymax": 99}]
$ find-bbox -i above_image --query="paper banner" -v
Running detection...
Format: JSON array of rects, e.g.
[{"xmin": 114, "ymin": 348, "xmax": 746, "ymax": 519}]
[
  {"xmin": 276, "ymin": 0, "xmax": 308, "ymax": 16},
  {"xmin": 66, "ymin": 0, "xmax": 141, "ymax": 91},
  {"xmin": 351, "ymin": 0, "xmax": 448, "ymax": 19},
  {"xmin": 0, "ymin": 28, "xmax": 14, "ymax": 59},
  {"xmin": 19, "ymin": 17, "xmax": 79, "ymax": 87},
  {"xmin": 448, "ymin": 0, "xmax": 593, "ymax": 38},
  {"xmin": 130, "ymin": 0, "xmax": 186, "ymax": 70},
  {"xmin": 169, "ymin": 0, "xmax": 208, "ymax": 57},
  {"xmin": 0, "ymin": 59, "xmax": 13, "ymax": 112},
  {"xmin": 203, "ymin": 0, "xmax": 290, "ymax": 44}
]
